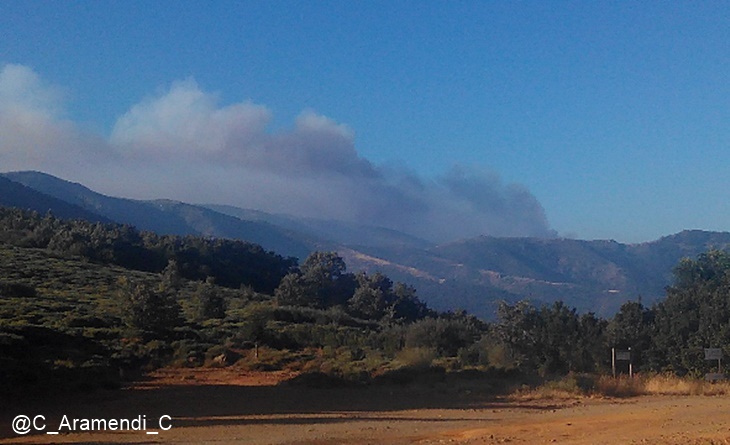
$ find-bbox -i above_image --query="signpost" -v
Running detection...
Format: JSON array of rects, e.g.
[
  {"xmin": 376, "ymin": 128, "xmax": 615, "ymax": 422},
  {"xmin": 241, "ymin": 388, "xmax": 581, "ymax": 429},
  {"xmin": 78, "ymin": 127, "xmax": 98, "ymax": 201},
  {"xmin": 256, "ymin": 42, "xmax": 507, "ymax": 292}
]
[
  {"xmin": 704, "ymin": 348, "xmax": 724, "ymax": 381},
  {"xmin": 612, "ymin": 348, "xmax": 632, "ymax": 378}
]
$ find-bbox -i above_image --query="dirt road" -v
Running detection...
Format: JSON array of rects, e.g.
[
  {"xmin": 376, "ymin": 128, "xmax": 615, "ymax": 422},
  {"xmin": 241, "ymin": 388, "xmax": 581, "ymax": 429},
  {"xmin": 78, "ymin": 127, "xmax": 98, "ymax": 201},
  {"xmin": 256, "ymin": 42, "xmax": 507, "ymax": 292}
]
[{"xmin": 2, "ymin": 369, "xmax": 730, "ymax": 444}]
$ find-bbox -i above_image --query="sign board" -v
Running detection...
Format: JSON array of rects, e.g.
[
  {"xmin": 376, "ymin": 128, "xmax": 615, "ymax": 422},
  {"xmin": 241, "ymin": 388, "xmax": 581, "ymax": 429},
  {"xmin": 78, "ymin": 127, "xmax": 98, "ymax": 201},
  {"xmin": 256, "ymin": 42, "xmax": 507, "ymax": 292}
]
[
  {"xmin": 705, "ymin": 348, "xmax": 723, "ymax": 360},
  {"xmin": 615, "ymin": 350, "xmax": 631, "ymax": 361}
]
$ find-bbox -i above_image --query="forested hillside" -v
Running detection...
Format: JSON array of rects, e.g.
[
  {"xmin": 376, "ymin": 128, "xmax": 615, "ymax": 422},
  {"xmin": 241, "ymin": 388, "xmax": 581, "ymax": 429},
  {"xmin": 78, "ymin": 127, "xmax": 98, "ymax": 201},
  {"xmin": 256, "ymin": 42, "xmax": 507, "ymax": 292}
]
[
  {"xmin": 6, "ymin": 171, "xmax": 730, "ymax": 319},
  {"xmin": 0, "ymin": 207, "xmax": 296, "ymax": 293},
  {"xmin": 0, "ymin": 176, "xmax": 110, "ymax": 223},
  {"xmin": 3, "ymin": 171, "xmax": 314, "ymax": 259},
  {"xmin": 2, "ymin": 206, "xmax": 730, "ymax": 396},
  {"xmin": 0, "ymin": 207, "xmax": 465, "ymax": 394},
  {"xmin": 349, "ymin": 231, "xmax": 730, "ymax": 318}
]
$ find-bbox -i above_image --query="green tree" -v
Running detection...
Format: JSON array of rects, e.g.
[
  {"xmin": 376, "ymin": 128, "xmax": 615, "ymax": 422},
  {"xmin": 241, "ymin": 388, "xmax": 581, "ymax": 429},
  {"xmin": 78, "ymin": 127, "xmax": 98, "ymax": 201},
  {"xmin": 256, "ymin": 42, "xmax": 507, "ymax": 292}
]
[
  {"xmin": 191, "ymin": 278, "xmax": 227, "ymax": 321},
  {"xmin": 119, "ymin": 278, "xmax": 182, "ymax": 337},
  {"xmin": 274, "ymin": 252, "xmax": 356, "ymax": 308},
  {"xmin": 652, "ymin": 250, "xmax": 730, "ymax": 373},
  {"xmin": 348, "ymin": 272, "xmax": 392, "ymax": 320},
  {"xmin": 274, "ymin": 273, "xmax": 312, "ymax": 307},
  {"xmin": 301, "ymin": 251, "xmax": 356, "ymax": 307},
  {"xmin": 348, "ymin": 272, "xmax": 429, "ymax": 321},
  {"xmin": 494, "ymin": 300, "xmax": 540, "ymax": 369},
  {"xmin": 495, "ymin": 300, "xmax": 606, "ymax": 374},
  {"xmin": 576, "ymin": 312, "xmax": 608, "ymax": 372},
  {"xmin": 535, "ymin": 301, "xmax": 582, "ymax": 374},
  {"xmin": 607, "ymin": 300, "xmax": 653, "ymax": 370},
  {"xmin": 390, "ymin": 282, "xmax": 429, "ymax": 322},
  {"xmin": 159, "ymin": 258, "xmax": 183, "ymax": 292},
  {"xmin": 405, "ymin": 315, "xmax": 481, "ymax": 357}
]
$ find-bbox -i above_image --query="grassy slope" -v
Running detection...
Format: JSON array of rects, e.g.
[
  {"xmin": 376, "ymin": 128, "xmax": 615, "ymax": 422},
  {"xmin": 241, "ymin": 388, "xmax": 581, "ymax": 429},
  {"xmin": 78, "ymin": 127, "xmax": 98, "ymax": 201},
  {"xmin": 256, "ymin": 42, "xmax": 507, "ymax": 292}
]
[{"xmin": 0, "ymin": 243, "xmax": 395, "ymax": 394}]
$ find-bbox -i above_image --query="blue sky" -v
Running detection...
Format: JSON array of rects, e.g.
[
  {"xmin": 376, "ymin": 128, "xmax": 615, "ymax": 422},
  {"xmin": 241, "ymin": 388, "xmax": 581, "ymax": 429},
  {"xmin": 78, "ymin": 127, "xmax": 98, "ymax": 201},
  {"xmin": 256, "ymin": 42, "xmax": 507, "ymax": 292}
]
[{"xmin": 1, "ymin": 1, "xmax": 728, "ymax": 242}]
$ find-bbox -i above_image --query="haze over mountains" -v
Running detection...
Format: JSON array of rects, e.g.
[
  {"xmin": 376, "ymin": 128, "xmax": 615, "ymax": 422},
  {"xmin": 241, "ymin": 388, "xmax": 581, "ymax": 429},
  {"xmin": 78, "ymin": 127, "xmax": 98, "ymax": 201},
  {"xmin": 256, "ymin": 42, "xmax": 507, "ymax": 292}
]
[{"xmin": 3, "ymin": 170, "xmax": 730, "ymax": 319}]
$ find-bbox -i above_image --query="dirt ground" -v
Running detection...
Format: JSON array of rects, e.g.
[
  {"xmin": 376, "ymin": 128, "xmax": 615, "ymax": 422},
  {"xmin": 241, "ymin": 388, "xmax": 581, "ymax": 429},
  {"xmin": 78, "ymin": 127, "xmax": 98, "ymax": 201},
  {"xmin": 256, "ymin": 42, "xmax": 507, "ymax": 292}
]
[{"xmin": 2, "ymin": 368, "xmax": 730, "ymax": 445}]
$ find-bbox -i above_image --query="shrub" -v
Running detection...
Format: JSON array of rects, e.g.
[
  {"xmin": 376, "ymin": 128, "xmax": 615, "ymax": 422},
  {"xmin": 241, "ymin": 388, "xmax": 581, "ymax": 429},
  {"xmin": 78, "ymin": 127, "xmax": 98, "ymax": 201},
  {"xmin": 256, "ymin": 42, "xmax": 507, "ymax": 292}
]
[
  {"xmin": 0, "ymin": 281, "xmax": 37, "ymax": 298},
  {"xmin": 395, "ymin": 347, "xmax": 436, "ymax": 369},
  {"xmin": 118, "ymin": 278, "xmax": 182, "ymax": 337},
  {"xmin": 191, "ymin": 280, "xmax": 227, "ymax": 321}
]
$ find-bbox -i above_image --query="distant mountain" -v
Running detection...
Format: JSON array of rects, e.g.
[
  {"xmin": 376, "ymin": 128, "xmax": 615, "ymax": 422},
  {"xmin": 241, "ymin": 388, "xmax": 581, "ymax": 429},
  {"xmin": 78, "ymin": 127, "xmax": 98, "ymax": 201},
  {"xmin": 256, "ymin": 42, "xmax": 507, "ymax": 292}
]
[
  {"xmin": 2, "ymin": 171, "xmax": 313, "ymax": 259},
  {"xmin": 342, "ymin": 232, "xmax": 730, "ymax": 318},
  {"xmin": 0, "ymin": 176, "xmax": 111, "ymax": 223},
  {"xmin": 205, "ymin": 204, "xmax": 432, "ymax": 250},
  {"xmin": 4, "ymin": 170, "xmax": 729, "ymax": 320}
]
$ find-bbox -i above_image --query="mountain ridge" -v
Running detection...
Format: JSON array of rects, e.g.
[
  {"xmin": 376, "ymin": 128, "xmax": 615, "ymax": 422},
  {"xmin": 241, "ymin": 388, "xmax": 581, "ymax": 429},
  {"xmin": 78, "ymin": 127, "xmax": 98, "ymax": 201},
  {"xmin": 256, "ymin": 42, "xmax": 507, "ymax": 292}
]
[
  {"xmin": 2, "ymin": 171, "xmax": 314, "ymax": 259},
  {"xmin": 3, "ymin": 170, "xmax": 729, "ymax": 319},
  {"xmin": 0, "ymin": 175, "xmax": 111, "ymax": 223}
]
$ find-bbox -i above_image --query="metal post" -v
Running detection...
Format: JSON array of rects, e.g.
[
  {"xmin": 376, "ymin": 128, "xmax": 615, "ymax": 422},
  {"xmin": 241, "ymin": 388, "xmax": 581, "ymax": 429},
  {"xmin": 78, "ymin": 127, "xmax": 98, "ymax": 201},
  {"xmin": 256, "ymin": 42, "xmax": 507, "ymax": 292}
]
[
  {"xmin": 628, "ymin": 347, "xmax": 633, "ymax": 378},
  {"xmin": 612, "ymin": 347, "xmax": 616, "ymax": 378}
]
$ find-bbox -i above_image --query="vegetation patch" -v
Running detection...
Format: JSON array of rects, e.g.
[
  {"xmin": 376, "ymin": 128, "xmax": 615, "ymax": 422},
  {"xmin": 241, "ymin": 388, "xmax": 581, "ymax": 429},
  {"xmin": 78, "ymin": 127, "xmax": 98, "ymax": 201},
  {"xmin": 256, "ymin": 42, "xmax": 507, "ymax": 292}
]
[{"xmin": 4, "ymin": 206, "xmax": 730, "ymax": 399}]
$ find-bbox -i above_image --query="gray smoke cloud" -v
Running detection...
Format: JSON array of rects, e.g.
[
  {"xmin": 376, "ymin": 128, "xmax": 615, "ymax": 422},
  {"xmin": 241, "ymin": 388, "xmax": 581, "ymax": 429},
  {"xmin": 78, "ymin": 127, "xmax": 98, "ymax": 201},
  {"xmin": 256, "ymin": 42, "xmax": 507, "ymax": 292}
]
[{"xmin": 0, "ymin": 64, "xmax": 555, "ymax": 242}]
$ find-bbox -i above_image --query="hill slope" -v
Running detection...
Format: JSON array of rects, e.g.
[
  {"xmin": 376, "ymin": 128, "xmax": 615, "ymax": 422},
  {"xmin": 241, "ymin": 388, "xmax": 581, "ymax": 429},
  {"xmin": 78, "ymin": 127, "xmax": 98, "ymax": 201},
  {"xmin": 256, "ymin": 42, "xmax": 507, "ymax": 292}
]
[
  {"xmin": 2, "ymin": 171, "xmax": 313, "ymax": 259},
  {"xmin": 344, "ymin": 231, "xmax": 730, "ymax": 318},
  {"xmin": 0, "ymin": 176, "xmax": 110, "ymax": 223},
  {"xmin": 4, "ymin": 170, "xmax": 730, "ymax": 319},
  {"xmin": 206, "ymin": 204, "xmax": 431, "ymax": 250}
]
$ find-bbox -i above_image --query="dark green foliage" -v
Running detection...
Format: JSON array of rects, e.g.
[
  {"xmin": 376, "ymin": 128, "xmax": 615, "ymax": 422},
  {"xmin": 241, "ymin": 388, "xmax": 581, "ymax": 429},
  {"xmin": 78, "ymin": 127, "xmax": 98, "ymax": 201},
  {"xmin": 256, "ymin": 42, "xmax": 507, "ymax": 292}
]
[
  {"xmin": 491, "ymin": 249, "xmax": 730, "ymax": 376},
  {"xmin": 607, "ymin": 300, "xmax": 654, "ymax": 370},
  {"xmin": 348, "ymin": 272, "xmax": 430, "ymax": 321},
  {"xmin": 275, "ymin": 252, "xmax": 430, "ymax": 322},
  {"xmin": 10, "ymin": 199, "xmax": 730, "ymax": 394},
  {"xmin": 390, "ymin": 282, "xmax": 430, "ymax": 321},
  {"xmin": 0, "ymin": 281, "xmax": 37, "ymax": 298},
  {"xmin": 405, "ymin": 316, "xmax": 481, "ymax": 357},
  {"xmin": 0, "ymin": 325, "xmax": 120, "ymax": 394},
  {"xmin": 275, "ymin": 252, "xmax": 357, "ymax": 308},
  {"xmin": 348, "ymin": 272, "xmax": 393, "ymax": 319},
  {"xmin": 575, "ymin": 312, "xmax": 608, "ymax": 372},
  {"xmin": 494, "ymin": 300, "xmax": 540, "ymax": 368},
  {"xmin": 0, "ymin": 207, "xmax": 296, "ymax": 293},
  {"xmin": 534, "ymin": 302, "xmax": 583, "ymax": 374},
  {"xmin": 191, "ymin": 278, "xmax": 227, "ymax": 321},
  {"xmin": 118, "ymin": 278, "xmax": 182, "ymax": 337},
  {"xmin": 274, "ymin": 273, "xmax": 313, "ymax": 307},
  {"xmin": 650, "ymin": 250, "xmax": 730, "ymax": 373},
  {"xmin": 495, "ymin": 300, "xmax": 607, "ymax": 374}
]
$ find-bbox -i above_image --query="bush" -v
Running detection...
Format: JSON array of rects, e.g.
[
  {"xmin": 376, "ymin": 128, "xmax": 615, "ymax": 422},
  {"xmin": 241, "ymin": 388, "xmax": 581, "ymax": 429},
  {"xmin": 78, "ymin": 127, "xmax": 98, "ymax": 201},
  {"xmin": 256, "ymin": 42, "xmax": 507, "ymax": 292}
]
[
  {"xmin": 405, "ymin": 317, "xmax": 479, "ymax": 357},
  {"xmin": 395, "ymin": 347, "xmax": 436, "ymax": 369},
  {"xmin": 118, "ymin": 278, "xmax": 182, "ymax": 337},
  {"xmin": 0, "ymin": 281, "xmax": 37, "ymax": 298},
  {"xmin": 191, "ymin": 280, "xmax": 227, "ymax": 321}
]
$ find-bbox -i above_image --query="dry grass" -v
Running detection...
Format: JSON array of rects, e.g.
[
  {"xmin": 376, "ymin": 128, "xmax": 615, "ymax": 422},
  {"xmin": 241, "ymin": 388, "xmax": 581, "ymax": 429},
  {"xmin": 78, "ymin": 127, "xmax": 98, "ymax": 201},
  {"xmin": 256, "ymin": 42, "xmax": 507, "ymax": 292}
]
[
  {"xmin": 514, "ymin": 373, "xmax": 730, "ymax": 400},
  {"xmin": 593, "ymin": 374, "xmax": 645, "ymax": 397},
  {"xmin": 640, "ymin": 374, "xmax": 730, "ymax": 396},
  {"xmin": 511, "ymin": 374, "xmax": 594, "ymax": 401},
  {"xmin": 394, "ymin": 347, "xmax": 437, "ymax": 369}
]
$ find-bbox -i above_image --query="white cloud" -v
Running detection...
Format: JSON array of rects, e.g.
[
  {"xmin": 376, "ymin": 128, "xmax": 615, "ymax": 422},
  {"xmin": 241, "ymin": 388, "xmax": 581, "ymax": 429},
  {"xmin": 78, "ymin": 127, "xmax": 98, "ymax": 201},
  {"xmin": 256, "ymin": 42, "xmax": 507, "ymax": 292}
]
[
  {"xmin": 0, "ymin": 64, "xmax": 64, "ymax": 116},
  {"xmin": 0, "ymin": 64, "xmax": 111, "ymax": 178},
  {"xmin": 0, "ymin": 64, "xmax": 555, "ymax": 242},
  {"xmin": 110, "ymin": 79, "xmax": 271, "ymax": 160}
]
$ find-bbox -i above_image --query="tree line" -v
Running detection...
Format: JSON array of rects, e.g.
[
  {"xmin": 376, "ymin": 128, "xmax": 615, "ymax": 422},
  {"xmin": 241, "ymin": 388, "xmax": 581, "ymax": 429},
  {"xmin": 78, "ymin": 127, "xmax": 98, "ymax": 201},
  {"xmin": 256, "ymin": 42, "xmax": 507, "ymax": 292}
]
[
  {"xmin": 0, "ymin": 207, "xmax": 296, "ymax": 292},
  {"xmin": 3, "ymin": 205, "xmax": 730, "ymax": 393},
  {"xmin": 496, "ymin": 250, "xmax": 730, "ymax": 376}
]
